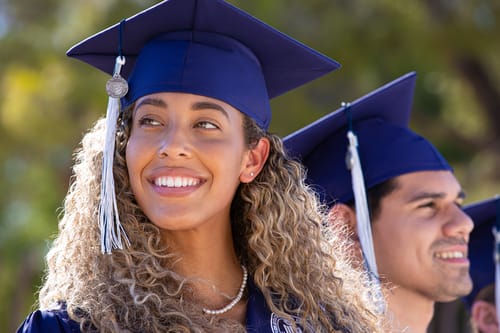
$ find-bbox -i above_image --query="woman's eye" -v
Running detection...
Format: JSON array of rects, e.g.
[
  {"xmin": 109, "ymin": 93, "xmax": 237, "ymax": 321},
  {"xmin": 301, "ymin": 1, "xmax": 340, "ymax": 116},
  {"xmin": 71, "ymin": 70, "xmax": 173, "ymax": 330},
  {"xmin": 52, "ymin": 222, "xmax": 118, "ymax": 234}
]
[
  {"xmin": 138, "ymin": 117, "xmax": 162, "ymax": 127},
  {"xmin": 195, "ymin": 121, "xmax": 219, "ymax": 129}
]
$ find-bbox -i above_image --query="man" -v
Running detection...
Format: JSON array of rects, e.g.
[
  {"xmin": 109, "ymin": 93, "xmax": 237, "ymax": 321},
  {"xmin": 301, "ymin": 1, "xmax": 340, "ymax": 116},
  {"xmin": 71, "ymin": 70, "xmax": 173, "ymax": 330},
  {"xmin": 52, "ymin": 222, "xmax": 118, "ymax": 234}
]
[
  {"xmin": 284, "ymin": 72, "xmax": 474, "ymax": 332},
  {"xmin": 464, "ymin": 196, "xmax": 500, "ymax": 333}
]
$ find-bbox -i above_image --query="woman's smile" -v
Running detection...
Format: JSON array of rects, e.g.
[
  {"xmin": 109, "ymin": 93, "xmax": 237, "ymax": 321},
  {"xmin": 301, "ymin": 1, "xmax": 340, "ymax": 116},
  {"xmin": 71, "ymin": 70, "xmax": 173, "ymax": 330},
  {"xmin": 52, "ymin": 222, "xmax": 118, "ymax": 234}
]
[{"xmin": 148, "ymin": 169, "xmax": 206, "ymax": 197}]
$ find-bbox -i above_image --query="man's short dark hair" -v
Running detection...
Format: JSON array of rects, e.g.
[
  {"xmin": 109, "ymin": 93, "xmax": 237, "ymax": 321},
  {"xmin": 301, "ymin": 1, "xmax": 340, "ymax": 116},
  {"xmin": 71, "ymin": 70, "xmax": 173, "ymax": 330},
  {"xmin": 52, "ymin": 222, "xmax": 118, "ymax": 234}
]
[{"xmin": 346, "ymin": 178, "xmax": 399, "ymax": 221}]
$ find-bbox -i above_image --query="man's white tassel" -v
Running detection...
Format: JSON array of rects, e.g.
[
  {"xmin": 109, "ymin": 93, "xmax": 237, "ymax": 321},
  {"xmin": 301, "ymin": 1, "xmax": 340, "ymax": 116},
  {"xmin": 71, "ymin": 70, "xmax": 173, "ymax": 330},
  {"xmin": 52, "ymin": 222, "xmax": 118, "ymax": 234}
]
[
  {"xmin": 346, "ymin": 131, "xmax": 378, "ymax": 275},
  {"xmin": 344, "ymin": 103, "xmax": 385, "ymax": 313},
  {"xmin": 99, "ymin": 56, "xmax": 130, "ymax": 254}
]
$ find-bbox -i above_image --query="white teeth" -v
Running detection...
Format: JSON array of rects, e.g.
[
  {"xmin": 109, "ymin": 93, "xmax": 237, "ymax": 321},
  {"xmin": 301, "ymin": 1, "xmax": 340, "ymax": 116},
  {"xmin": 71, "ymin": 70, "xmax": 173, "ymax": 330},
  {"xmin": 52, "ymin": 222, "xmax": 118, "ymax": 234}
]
[
  {"xmin": 435, "ymin": 251, "xmax": 464, "ymax": 259},
  {"xmin": 167, "ymin": 177, "xmax": 174, "ymax": 187},
  {"xmin": 174, "ymin": 177, "xmax": 182, "ymax": 187},
  {"xmin": 154, "ymin": 176, "xmax": 199, "ymax": 188}
]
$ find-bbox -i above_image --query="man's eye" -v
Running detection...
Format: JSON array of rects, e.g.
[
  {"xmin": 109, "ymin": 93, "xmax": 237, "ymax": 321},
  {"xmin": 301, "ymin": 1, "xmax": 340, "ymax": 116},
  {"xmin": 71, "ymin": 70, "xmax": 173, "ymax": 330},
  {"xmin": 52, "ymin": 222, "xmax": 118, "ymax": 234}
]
[{"xmin": 418, "ymin": 201, "xmax": 436, "ymax": 209}]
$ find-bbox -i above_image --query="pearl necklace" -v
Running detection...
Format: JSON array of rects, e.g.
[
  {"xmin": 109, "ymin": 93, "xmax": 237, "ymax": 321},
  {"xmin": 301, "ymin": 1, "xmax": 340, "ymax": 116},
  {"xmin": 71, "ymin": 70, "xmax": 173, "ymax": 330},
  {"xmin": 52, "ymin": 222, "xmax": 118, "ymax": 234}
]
[{"xmin": 202, "ymin": 265, "xmax": 248, "ymax": 315}]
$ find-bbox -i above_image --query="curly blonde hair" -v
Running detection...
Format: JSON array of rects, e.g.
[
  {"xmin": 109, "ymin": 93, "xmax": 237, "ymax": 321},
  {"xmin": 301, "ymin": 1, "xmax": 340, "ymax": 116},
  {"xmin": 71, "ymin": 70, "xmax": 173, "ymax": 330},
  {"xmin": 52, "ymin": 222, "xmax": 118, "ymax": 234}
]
[{"xmin": 38, "ymin": 106, "xmax": 382, "ymax": 332}]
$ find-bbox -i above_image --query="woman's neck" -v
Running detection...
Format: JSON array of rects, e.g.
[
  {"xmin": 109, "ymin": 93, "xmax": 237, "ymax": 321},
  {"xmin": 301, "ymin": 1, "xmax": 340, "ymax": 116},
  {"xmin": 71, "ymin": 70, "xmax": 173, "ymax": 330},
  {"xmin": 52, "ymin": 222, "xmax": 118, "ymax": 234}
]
[{"xmin": 160, "ymin": 221, "xmax": 247, "ymax": 323}]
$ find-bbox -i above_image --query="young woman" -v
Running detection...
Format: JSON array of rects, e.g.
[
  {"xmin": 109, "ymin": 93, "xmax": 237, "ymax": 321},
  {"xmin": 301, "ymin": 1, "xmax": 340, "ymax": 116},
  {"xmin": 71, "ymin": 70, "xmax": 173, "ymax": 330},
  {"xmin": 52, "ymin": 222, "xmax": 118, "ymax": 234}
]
[{"xmin": 17, "ymin": 0, "xmax": 381, "ymax": 332}]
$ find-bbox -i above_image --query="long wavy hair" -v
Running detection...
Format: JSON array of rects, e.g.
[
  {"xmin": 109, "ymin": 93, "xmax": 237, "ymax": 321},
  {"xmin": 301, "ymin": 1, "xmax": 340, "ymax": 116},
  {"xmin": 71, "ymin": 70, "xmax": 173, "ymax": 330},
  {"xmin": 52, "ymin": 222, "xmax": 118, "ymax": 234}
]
[{"xmin": 38, "ymin": 105, "xmax": 382, "ymax": 332}]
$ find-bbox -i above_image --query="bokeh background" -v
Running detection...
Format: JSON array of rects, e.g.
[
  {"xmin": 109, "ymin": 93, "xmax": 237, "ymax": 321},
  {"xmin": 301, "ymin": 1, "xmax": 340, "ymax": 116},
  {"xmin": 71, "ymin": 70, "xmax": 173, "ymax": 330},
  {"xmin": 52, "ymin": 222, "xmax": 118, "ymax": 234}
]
[{"xmin": 1, "ymin": 0, "xmax": 498, "ymax": 332}]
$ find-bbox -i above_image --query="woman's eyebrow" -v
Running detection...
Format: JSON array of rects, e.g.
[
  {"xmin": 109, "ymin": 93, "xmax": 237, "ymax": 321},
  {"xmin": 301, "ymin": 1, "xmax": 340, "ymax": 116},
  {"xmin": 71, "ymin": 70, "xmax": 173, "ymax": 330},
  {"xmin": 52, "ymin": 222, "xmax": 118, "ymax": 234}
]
[
  {"xmin": 192, "ymin": 101, "xmax": 229, "ymax": 119},
  {"xmin": 135, "ymin": 97, "xmax": 167, "ymax": 110}
]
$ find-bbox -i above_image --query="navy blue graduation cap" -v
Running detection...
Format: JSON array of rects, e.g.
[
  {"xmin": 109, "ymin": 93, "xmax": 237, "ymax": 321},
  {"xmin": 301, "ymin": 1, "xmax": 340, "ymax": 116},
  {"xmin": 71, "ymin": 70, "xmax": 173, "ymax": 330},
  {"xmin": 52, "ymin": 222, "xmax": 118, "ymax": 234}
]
[
  {"xmin": 284, "ymin": 71, "xmax": 451, "ymax": 206},
  {"xmin": 66, "ymin": 0, "xmax": 340, "ymax": 254},
  {"xmin": 67, "ymin": 0, "xmax": 340, "ymax": 130},
  {"xmin": 284, "ymin": 72, "xmax": 452, "ymax": 313},
  {"xmin": 463, "ymin": 195, "xmax": 500, "ymax": 310}
]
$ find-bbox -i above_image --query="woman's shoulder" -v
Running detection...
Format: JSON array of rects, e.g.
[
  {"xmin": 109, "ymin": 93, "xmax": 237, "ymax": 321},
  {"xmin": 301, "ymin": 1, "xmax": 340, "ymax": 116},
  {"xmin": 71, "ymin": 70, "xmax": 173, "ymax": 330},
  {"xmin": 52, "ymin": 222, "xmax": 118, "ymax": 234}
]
[{"xmin": 17, "ymin": 307, "xmax": 81, "ymax": 333}]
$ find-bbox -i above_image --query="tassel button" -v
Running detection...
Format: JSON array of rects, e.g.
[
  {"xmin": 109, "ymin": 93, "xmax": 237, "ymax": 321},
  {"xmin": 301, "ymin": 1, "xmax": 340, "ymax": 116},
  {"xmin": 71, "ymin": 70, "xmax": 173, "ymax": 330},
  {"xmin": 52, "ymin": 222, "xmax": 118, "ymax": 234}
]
[{"xmin": 106, "ymin": 74, "xmax": 129, "ymax": 98}]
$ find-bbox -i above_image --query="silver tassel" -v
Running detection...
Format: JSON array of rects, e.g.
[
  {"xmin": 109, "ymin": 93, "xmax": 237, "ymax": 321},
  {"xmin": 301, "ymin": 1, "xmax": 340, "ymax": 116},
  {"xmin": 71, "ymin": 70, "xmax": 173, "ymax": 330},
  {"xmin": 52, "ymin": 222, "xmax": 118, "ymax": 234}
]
[{"xmin": 99, "ymin": 56, "xmax": 130, "ymax": 254}]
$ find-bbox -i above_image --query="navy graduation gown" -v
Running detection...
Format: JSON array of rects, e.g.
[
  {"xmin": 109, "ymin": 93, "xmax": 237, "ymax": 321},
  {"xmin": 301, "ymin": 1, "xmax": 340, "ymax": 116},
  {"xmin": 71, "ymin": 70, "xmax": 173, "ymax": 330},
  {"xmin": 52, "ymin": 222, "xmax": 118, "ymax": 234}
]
[
  {"xmin": 17, "ymin": 280, "xmax": 304, "ymax": 333},
  {"xmin": 246, "ymin": 280, "xmax": 305, "ymax": 333},
  {"xmin": 16, "ymin": 306, "xmax": 81, "ymax": 333}
]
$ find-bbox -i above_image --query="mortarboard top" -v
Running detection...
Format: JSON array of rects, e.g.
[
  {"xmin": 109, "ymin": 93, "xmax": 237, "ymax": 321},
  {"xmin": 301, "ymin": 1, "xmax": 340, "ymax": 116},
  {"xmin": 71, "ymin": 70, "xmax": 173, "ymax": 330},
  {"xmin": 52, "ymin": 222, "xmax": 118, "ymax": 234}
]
[
  {"xmin": 283, "ymin": 71, "xmax": 452, "ymax": 206},
  {"xmin": 463, "ymin": 196, "xmax": 500, "ymax": 309},
  {"xmin": 66, "ymin": 0, "xmax": 340, "ymax": 130}
]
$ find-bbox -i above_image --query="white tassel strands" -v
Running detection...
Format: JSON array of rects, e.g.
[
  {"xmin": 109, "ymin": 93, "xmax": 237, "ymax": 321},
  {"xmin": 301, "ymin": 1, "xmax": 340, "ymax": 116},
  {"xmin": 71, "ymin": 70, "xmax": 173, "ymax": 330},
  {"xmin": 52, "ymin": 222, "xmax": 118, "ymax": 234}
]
[{"xmin": 99, "ymin": 56, "xmax": 130, "ymax": 254}]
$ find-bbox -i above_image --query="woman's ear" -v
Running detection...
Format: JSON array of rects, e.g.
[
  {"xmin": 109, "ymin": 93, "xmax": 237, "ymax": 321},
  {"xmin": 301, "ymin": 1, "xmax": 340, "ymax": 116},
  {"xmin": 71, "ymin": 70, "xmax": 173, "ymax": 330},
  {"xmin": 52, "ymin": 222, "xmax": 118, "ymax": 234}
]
[
  {"xmin": 239, "ymin": 137, "xmax": 270, "ymax": 183},
  {"xmin": 471, "ymin": 300, "xmax": 499, "ymax": 333}
]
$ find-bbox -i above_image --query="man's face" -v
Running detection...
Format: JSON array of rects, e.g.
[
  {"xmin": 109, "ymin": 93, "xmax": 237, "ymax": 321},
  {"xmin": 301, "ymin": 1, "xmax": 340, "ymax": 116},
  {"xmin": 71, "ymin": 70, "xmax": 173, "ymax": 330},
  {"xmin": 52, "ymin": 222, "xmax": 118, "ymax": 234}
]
[{"xmin": 371, "ymin": 170, "xmax": 473, "ymax": 302}]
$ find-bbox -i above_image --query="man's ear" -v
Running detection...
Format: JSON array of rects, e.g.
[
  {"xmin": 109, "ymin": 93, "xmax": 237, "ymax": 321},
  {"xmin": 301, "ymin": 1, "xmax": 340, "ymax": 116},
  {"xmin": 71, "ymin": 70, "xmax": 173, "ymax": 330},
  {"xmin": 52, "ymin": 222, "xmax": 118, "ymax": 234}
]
[
  {"xmin": 329, "ymin": 203, "xmax": 358, "ymax": 242},
  {"xmin": 329, "ymin": 203, "xmax": 364, "ymax": 266},
  {"xmin": 471, "ymin": 300, "xmax": 499, "ymax": 333},
  {"xmin": 239, "ymin": 137, "xmax": 270, "ymax": 183}
]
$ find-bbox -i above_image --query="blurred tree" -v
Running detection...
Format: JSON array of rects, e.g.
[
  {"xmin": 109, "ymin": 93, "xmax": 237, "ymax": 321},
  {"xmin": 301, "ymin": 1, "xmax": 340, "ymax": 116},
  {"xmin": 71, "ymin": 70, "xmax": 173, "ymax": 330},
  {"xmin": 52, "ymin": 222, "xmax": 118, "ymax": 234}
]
[{"xmin": 0, "ymin": 0, "xmax": 498, "ymax": 332}]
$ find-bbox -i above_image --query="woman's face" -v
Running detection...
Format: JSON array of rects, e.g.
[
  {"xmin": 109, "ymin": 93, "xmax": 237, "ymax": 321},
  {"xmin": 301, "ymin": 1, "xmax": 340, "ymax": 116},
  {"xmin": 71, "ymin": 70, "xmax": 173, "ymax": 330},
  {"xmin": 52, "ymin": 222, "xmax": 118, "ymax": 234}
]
[{"xmin": 126, "ymin": 92, "xmax": 252, "ymax": 232}]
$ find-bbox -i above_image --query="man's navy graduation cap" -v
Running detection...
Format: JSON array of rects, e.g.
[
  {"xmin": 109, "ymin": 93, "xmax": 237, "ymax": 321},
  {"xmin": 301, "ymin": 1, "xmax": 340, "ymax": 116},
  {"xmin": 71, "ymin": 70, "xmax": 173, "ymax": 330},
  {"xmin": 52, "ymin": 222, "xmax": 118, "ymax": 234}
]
[
  {"xmin": 463, "ymin": 196, "xmax": 500, "ymax": 309},
  {"xmin": 284, "ymin": 71, "xmax": 452, "ymax": 207},
  {"xmin": 66, "ymin": 0, "xmax": 340, "ymax": 254},
  {"xmin": 66, "ymin": 0, "xmax": 340, "ymax": 130}
]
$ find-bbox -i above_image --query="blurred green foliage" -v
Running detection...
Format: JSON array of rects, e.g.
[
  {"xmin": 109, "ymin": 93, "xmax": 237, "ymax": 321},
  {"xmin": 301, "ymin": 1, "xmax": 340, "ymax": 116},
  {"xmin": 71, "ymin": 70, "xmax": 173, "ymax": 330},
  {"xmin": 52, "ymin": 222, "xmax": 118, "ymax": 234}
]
[{"xmin": 1, "ymin": 0, "xmax": 498, "ymax": 332}]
